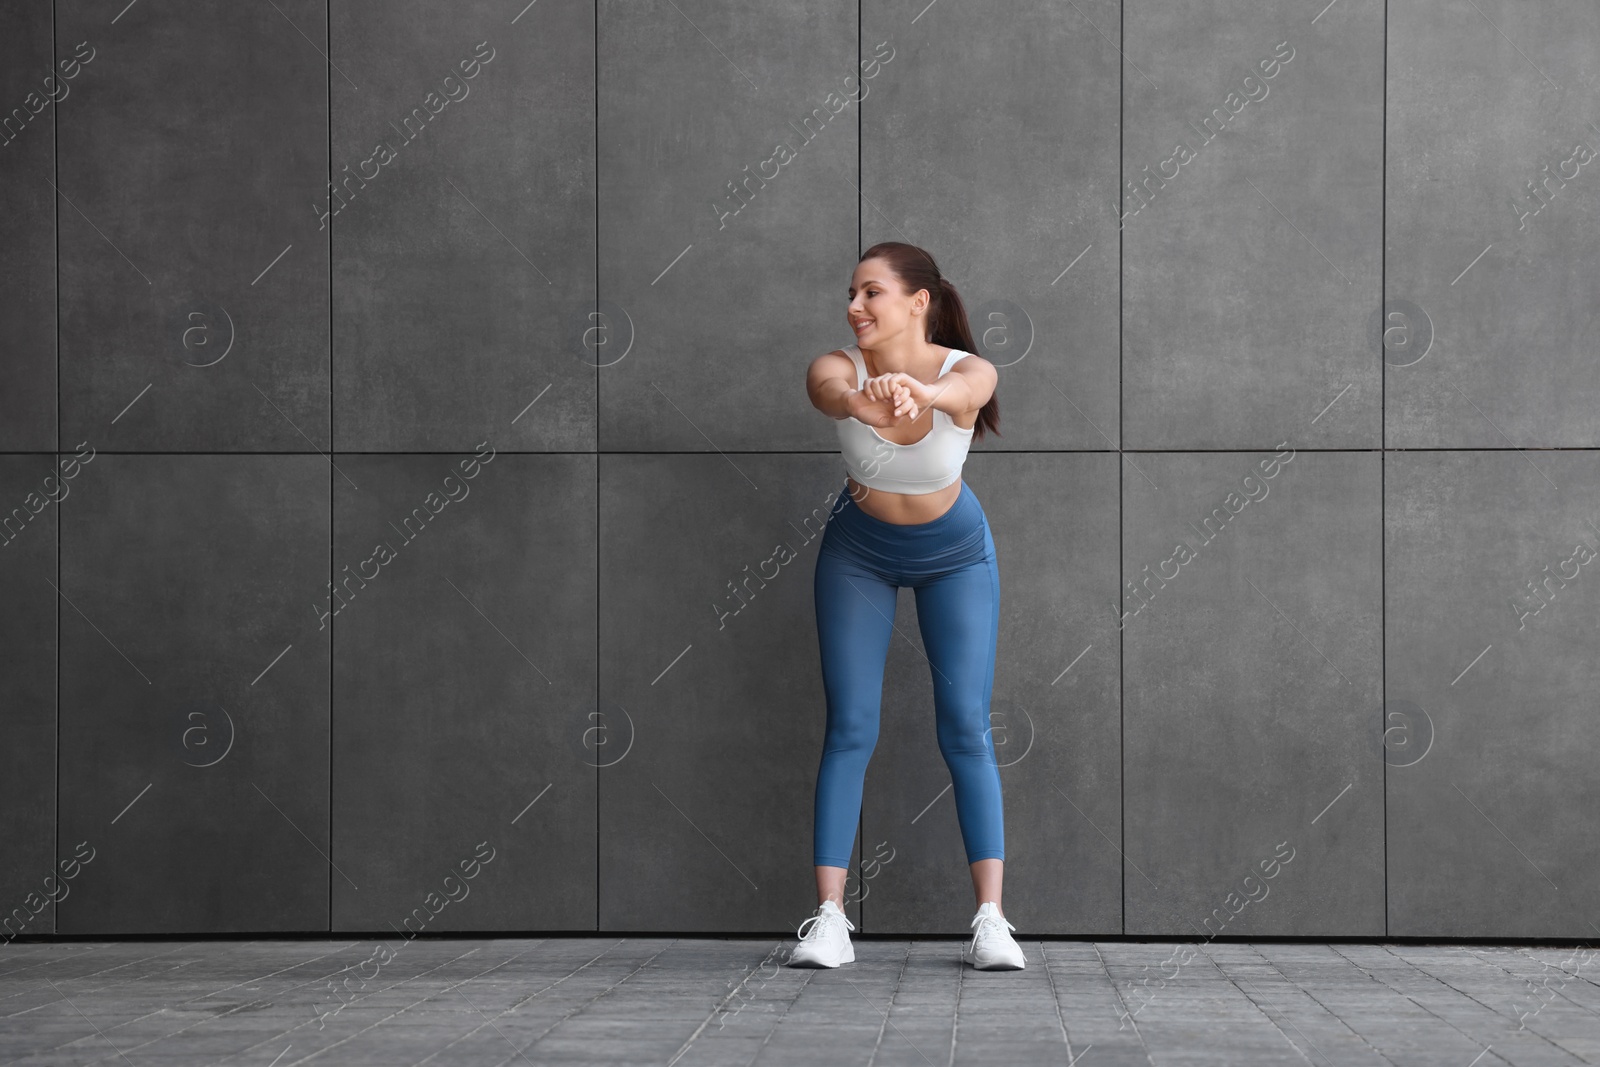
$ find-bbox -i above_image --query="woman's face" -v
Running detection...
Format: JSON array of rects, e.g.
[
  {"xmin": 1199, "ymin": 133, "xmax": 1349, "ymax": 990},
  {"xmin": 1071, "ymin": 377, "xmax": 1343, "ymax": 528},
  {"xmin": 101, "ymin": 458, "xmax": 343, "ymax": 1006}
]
[{"xmin": 847, "ymin": 257, "xmax": 928, "ymax": 345}]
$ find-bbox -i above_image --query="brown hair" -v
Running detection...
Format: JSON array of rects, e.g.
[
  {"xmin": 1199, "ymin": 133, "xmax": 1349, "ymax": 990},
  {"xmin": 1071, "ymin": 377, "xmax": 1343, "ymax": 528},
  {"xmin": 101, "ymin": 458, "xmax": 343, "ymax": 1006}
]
[{"xmin": 858, "ymin": 241, "xmax": 1000, "ymax": 441}]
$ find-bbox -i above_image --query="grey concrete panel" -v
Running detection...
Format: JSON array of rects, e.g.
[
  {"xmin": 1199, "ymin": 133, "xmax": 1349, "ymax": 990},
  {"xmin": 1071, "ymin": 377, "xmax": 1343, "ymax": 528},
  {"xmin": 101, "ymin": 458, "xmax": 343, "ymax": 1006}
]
[
  {"xmin": 597, "ymin": 0, "xmax": 858, "ymax": 452},
  {"xmin": 0, "ymin": 457, "xmax": 60, "ymax": 937},
  {"xmin": 56, "ymin": 1, "xmax": 330, "ymax": 452},
  {"xmin": 861, "ymin": 1, "xmax": 1121, "ymax": 451},
  {"xmin": 1122, "ymin": 3, "xmax": 1382, "ymax": 450},
  {"xmin": 57, "ymin": 455, "xmax": 329, "ymax": 934},
  {"xmin": 1123, "ymin": 450, "xmax": 1384, "ymax": 936},
  {"xmin": 1386, "ymin": 450, "xmax": 1600, "ymax": 937},
  {"xmin": 330, "ymin": 452, "xmax": 596, "ymax": 932},
  {"xmin": 0, "ymin": 2, "xmax": 55, "ymax": 452},
  {"xmin": 861, "ymin": 456, "xmax": 1123, "ymax": 936},
  {"xmin": 1386, "ymin": 2, "xmax": 1600, "ymax": 448},
  {"xmin": 598, "ymin": 455, "xmax": 854, "ymax": 931},
  {"xmin": 331, "ymin": 1, "xmax": 596, "ymax": 452}
]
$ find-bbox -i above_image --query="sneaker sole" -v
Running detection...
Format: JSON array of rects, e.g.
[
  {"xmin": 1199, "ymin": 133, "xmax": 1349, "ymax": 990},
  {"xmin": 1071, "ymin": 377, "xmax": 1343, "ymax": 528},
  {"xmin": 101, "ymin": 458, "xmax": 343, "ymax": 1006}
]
[
  {"xmin": 788, "ymin": 941, "xmax": 855, "ymax": 968},
  {"xmin": 966, "ymin": 950, "xmax": 1026, "ymax": 970}
]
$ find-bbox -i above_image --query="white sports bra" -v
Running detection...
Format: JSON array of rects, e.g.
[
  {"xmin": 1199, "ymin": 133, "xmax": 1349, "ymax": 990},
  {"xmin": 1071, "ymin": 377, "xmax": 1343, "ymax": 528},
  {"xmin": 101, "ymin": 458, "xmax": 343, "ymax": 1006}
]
[{"xmin": 834, "ymin": 344, "xmax": 976, "ymax": 495}]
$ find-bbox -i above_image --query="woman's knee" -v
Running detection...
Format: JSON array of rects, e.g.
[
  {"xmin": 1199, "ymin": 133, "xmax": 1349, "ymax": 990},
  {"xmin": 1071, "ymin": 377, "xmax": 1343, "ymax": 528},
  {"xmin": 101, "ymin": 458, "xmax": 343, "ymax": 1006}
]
[
  {"xmin": 824, "ymin": 708, "xmax": 880, "ymax": 755},
  {"xmin": 936, "ymin": 706, "xmax": 993, "ymax": 759}
]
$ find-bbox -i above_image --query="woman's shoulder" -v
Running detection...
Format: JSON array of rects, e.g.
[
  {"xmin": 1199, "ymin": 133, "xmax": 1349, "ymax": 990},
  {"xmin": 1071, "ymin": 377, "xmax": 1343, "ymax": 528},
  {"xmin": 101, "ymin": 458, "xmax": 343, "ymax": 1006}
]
[
  {"xmin": 940, "ymin": 347, "xmax": 997, "ymax": 414},
  {"xmin": 807, "ymin": 347, "xmax": 860, "ymax": 390},
  {"xmin": 941, "ymin": 346, "xmax": 990, "ymax": 369}
]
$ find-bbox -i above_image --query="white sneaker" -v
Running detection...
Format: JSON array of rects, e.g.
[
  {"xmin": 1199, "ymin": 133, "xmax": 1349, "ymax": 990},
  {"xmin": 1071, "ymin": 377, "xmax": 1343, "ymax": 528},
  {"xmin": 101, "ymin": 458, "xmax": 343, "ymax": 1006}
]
[
  {"xmin": 787, "ymin": 900, "xmax": 856, "ymax": 967},
  {"xmin": 965, "ymin": 901, "xmax": 1025, "ymax": 970}
]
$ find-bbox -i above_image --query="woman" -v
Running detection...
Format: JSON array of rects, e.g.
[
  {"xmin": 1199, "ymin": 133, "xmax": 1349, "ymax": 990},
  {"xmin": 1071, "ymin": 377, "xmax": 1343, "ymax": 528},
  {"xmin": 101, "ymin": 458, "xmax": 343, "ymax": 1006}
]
[{"xmin": 789, "ymin": 242, "xmax": 1024, "ymax": 971}]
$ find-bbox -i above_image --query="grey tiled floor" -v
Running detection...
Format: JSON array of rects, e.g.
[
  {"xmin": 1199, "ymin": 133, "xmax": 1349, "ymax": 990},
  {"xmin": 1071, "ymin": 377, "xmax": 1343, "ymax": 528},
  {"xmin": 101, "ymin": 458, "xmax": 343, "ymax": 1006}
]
[{"xmin": 1, "ymin": 938, "xmax": 1598, "ymax": 1065}]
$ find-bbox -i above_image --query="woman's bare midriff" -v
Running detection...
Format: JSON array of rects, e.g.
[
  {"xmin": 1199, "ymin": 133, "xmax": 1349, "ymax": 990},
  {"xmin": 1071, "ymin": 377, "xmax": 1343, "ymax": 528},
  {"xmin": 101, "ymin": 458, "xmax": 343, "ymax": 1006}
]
[{"xmin": 845, "ymin": 476, "xmax": 963, "ymax": 524}]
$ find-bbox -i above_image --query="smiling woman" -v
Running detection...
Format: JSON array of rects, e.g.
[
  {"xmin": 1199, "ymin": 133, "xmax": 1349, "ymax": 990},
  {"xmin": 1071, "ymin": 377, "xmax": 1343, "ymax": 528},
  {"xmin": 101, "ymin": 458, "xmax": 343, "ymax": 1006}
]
[{"xmin": 792, "ymin": 242, "xmax": 1022, "ymax": 972}]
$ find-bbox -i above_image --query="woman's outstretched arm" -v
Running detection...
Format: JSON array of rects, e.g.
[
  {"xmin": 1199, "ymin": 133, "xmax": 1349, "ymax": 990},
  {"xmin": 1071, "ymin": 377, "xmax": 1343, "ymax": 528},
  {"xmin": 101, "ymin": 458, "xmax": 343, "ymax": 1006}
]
[{"xmin": 807, "ymin": 350, "xmax": 860, "ymax": 420}]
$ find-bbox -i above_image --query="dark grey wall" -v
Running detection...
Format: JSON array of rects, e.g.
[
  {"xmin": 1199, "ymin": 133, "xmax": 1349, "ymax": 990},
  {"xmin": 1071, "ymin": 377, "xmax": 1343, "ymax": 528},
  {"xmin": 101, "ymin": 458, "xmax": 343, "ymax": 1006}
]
[{"xmin": 2, "ymin": 0, "xmax": 1596, "ymax": 940}]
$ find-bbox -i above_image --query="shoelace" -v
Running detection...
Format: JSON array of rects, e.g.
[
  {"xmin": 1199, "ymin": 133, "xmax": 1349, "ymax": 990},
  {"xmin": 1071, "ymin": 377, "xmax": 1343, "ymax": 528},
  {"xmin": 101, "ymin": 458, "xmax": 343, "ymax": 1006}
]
[
  {"xmin": 969, "ymin": 910, "xmax": 1016, "ymax": 953},
  {"xmin": 797, "ymin": 906, "xmax": 855, "ymax": 942}
]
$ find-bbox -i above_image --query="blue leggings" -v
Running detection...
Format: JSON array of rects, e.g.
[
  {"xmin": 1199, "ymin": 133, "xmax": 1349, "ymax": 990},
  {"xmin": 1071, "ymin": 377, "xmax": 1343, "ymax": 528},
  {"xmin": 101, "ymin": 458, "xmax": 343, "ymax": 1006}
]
[{"xmin": 811, "ymin": 479, "xmax": 1004, "ymax": 869}]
